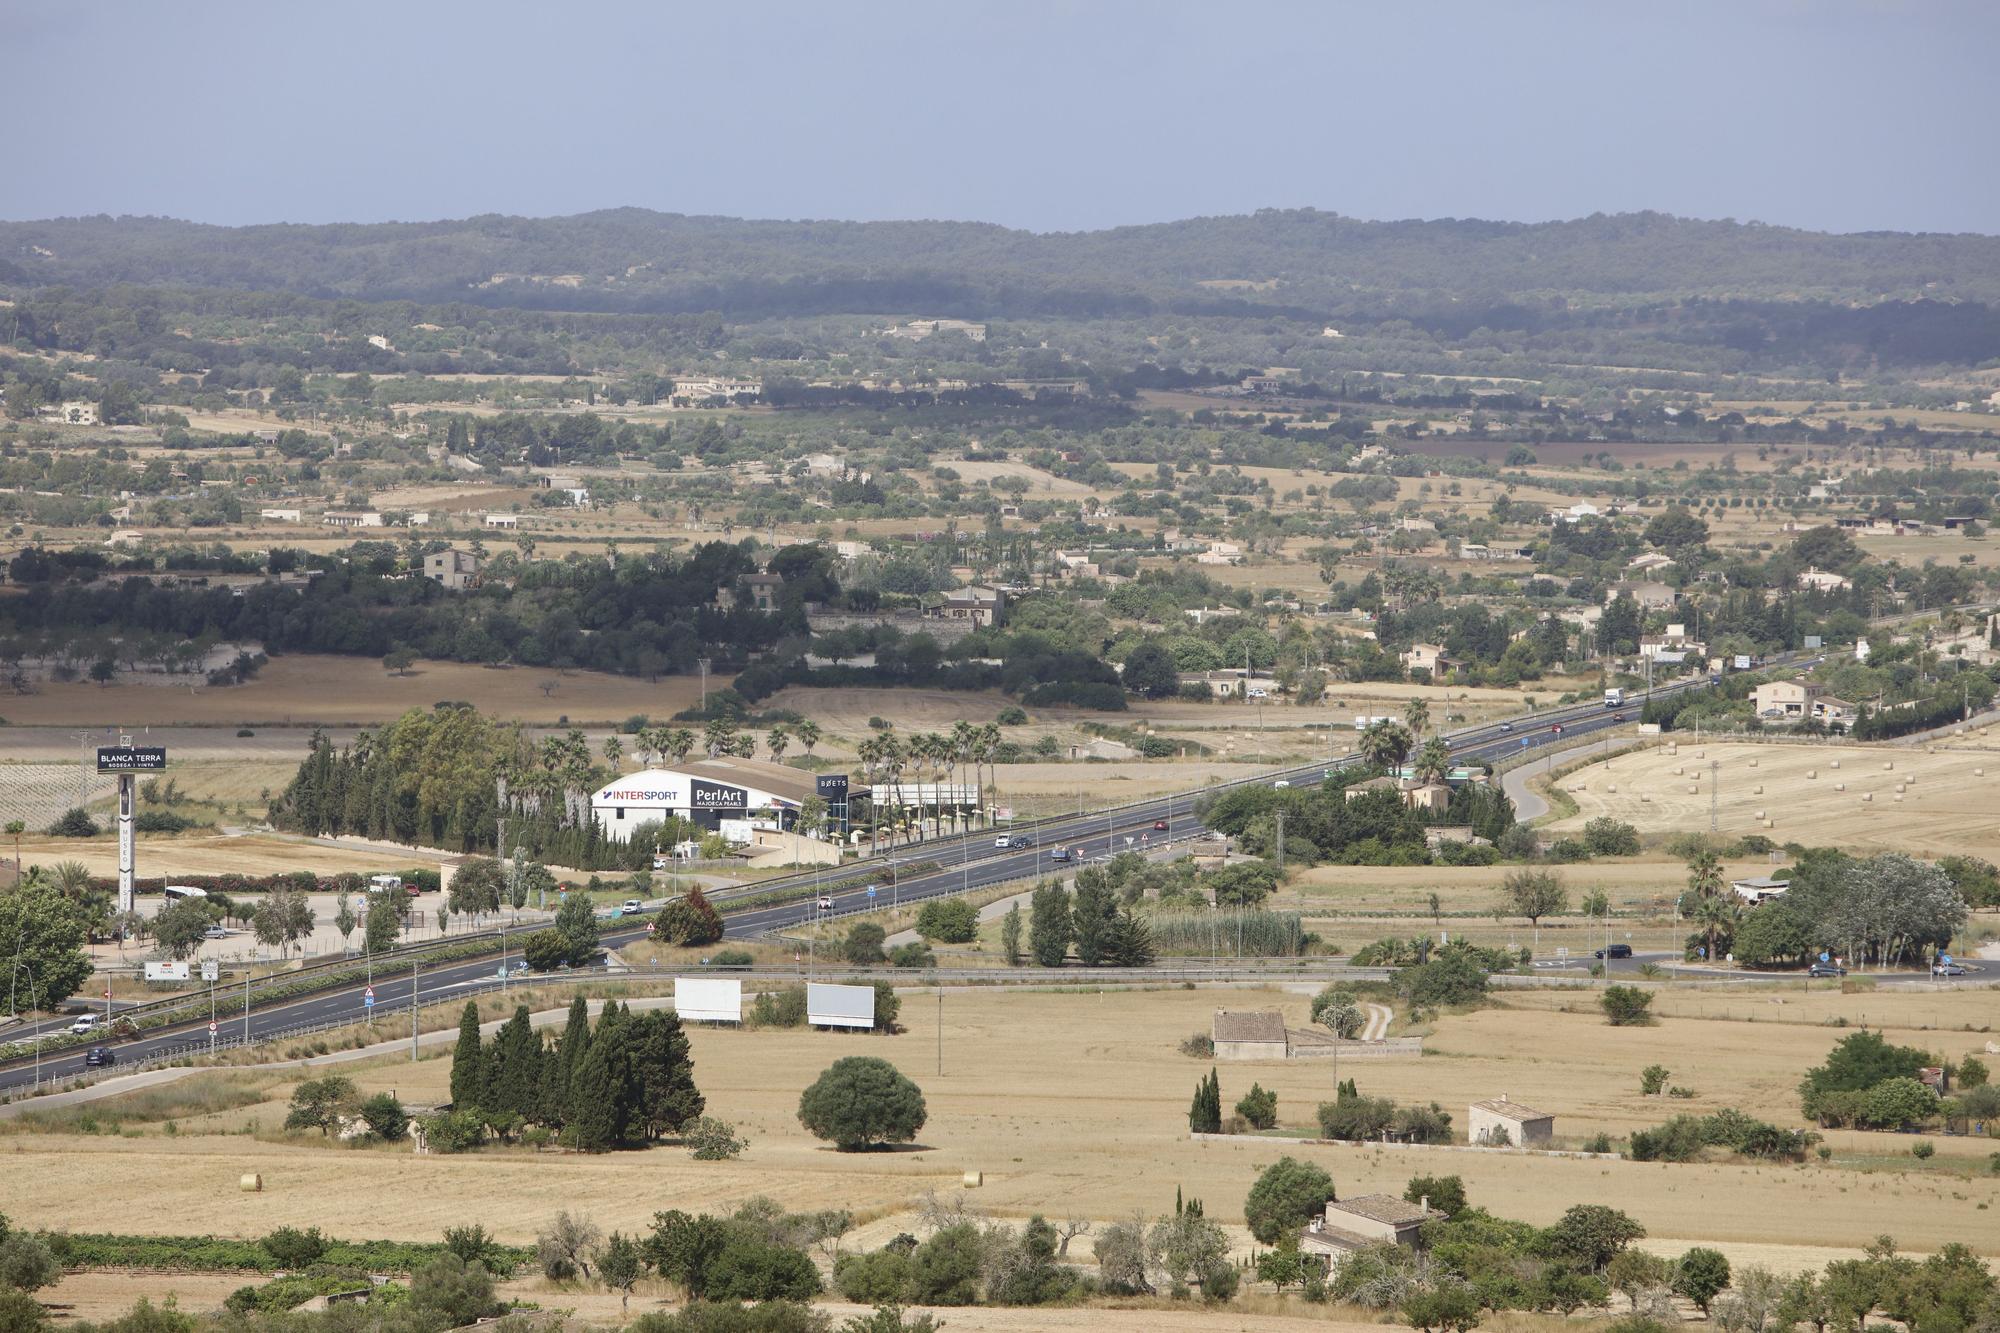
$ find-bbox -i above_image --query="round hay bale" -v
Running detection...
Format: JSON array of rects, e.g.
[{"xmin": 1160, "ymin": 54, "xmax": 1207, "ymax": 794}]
[
  {"xmin": 240, "ymin": 1173, "xmax": 263, "ymax": 1193},
  {"xmin": 1831, "ymin": 759, "xmax": 1840, "ymax": 769},
  {"xmin": 1806, "ymin": 770, "xmax": 1816, "ymax": 780},
  {"xmin": 1673, "ymin": 766, "xmax": 1684, "ymax": 776},
  {"xmin": 1640, "ymin": 794, "xmax": 1652, "ymax": 803},
  {"xmin": 1977, "ymin": 768, "xmax": 1986, "ymax": 778},
  {"xmin": 1836, "ymin": 783, "xmax": 1846, "ymax": 792},
  {"xmin": 1754, "ymin": 784, "xmax": 1764, "ymax": 795},
  {"xmin": 1894, "ymin": 794, "xmax": 1904, "ymax": 803},
  {"xmin": 1748, "ymin": 758, "xmax": 1758, "ymax": 768},
  {"xmin": 1607, "ymin": 784, "xmax": 1618, "ymax": 793},
  {"xmin": 1764, "ymin": 819, "xmax": 1774, "ymax": 829},
  {"xmin": 1696, "ymin": 750, "xmax": 1705, "ymax": 759},
  {"xmin": 1755, "ymin": 809, "xmax": 1766, "ymax": 820},
  {"xmin": 1863, "ymin": 793, "xmax": 1874, "ymax": 803},
  {"xmin": 1688, "ymin": 785, "xmax": 1699, "ymax": 795},
  {"xmin": 1884, "ymin": 761, "xmax": 1894, "ymax": 771},
  {"xmin": 963, "ymin": 1171, "xmax": 983, "ymax": 1188}
]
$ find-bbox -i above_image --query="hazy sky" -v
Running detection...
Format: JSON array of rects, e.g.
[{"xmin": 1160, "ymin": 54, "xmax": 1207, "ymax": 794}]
[{"xmin": 8, "ymin": 0, "xmax": 1995, "ymax": 235}]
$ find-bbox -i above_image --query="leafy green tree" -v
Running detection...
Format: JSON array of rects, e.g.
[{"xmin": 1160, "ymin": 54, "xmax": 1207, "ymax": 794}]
[
  {"xmin": 1235, "ymin": 1083, "xmax": 1278, "ymax": 1130},
  {"xmin": 797, "ymin": 1057, "xmax": 927, "ymax": 1151},
  {"xmin": 1543, "ymin": 1205, "xmax": 1647, "ymax": 1272},
  {"xmin": 1028, "ymin": 881, "xmax": 1072, "ymax": 967},
  {"xmin": 1001, "ymin": 903, "xmax": 1023, "ymax": 966},
  {"xmin": 486, "ymin": 1004, "xmax": 544, "ymax": 1121},
  {"xmin": 1244, "ymin": 1156, "xmax": 1335, "ymax": 1243},
  {"xmin": 358, "ymin": 1093, "xmax": 409, "ymax": 1141},
  {"xmin": 654, "ymin": 885, "xmax": 724, "ymax": 947},
  {"xmin": 1606, "ymin": 1248, "xmax": 1671, "ymax": 1311},
  {"xmin": 1673, "ymin": 1247, "xmax": 1733, "ymax": 1314},
  {"xmin": 909, "ymin": 1223, "xmax": 984, "ymax": 1305},
  {"xmin": 0, "ymin": 1231, "xmax": 61, "ymax": 1293},
  {"xmin": 409, "ymin": 1252, "xmax": 503, "ymax": 1326},
  {"xmin": 554, "ymin": 892, "xmax": 601, "ymax": 965},
  {"xmin": 1404, "ymin": 1174, "xmax": 1468, "ymax": 1220},
  {"xmin": 913, "ymin": 898, "xmax": 978, "ymax": 943},
  {"xmin": 151, "ymin": 897, "xmax": 215, "ymax": 961},
  {"xmin": 0, "ymin": 879, "xmax": 93, "ymax": 1005},
  {"xmin": 843, "ymin": 922, "xmax": 888, "ymax": 965},
  {"xmin": 1071, "ymin": 869, "xmax": 1116, "ymax": 965},
  {"xmin": 522, "ymin": 929, "xmax": 569, "ymax": 971},
  {"xmin": 1501, "ymin": 868, "xmax": 1568, "ymax": 940},
  {"xmin": 1121, "ymin": 641, "xmax": 1182, "ymax": 699},
  {"xmin": 598, "ymin": 1232, "xmax": 644, "ymax": 1311},
  {"xmin": 1400, "ymin": 1281, "xmax": 1484, "ymax": 1333},
  {"xmin": 630, "ymin": 1008, "xmax": 705, "ymax": 1140},
  {"xmin": 283, "ymin": 1077, "xmax": 357, "ymax": 1136},
  {"xmin": 1862, "ymin": 1078, "xmax": 1938, "ymax": 1131}
]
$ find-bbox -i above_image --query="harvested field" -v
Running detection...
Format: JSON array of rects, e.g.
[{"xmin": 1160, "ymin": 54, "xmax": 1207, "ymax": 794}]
[
  {"xmin": 0, "ymin": 656, "xmax": 707, "ymax": 727},
  {"xmin": 1541, "ymin": 740, "xmax": 2000, "ymax": 859},
  {"xmin": 4, "ymin": 986, "xmax": 1993, "ymax": 1260}
]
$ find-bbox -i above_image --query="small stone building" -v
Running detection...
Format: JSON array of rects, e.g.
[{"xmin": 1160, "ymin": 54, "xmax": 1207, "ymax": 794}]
[
  {"xmin": 1212, "ymin": 1009, "xmax": 1289, "ymax": 1061},
  {"xmin": 1469, "ymin": 1093, "xmax": 1554, "ymax": 1146},
  {"xmin": 1300, "ymin": 1194, "xmax": 1443, "ymax": 1268}
]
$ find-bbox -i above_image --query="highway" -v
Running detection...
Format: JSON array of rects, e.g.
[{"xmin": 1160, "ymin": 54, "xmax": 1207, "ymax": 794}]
[{"xmin": 0, "ymin": 668, "xmax": 1779, "ymax": 1095}]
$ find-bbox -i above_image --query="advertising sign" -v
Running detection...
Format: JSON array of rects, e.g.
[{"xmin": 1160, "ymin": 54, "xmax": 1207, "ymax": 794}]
[
  {"xmin": 97, "ymin": 746, "xmax": 167, "ymax": 772},
  {"xmin": 815, "ymin": 774, "xmax": 850, "ymax": 801},
  {"xmin": 689, "ymin": 779, "xmax": 748, "ymax": 813},
  {"xmin": 806, "ymin": 981, "xmax": 875, "ymax": 1030},
  {"xmin": 674, "ymin": 977, "xmax": 744, "ymax": 1024}
]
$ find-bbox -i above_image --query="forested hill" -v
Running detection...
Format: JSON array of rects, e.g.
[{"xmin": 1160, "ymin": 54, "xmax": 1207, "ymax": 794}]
[{"xmin": 4, "ymin": 208, "xmax": 1998, "ymax": 316}]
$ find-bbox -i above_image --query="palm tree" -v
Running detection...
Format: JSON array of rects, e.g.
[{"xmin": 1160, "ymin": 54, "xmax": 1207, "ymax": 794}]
[
  {"xmin": 855, "ymin": 735, "xmax": 885, "ymax": 856},
  {"xmin": 795, "ymin": 720, "xmax": 822, "ymax": 757},
  {"xmin": 1403, "ymin": 697, "xmax": 1431, "ymax": 738},
  {"xmin": 879, "ymin": 735, "xmax": 906, "ymax": 847},
  {"xmin": 665, "ymin": 728, "xmax": 696, "ymax": 765},
  {"xmin": 950, "ymin": 721, "xmax": 979, "ymax": 833},
  {"xmin": 1413, "ymin": 736, "xmax": 1452, "ymax": 786},
  {"xmin": 1358, "ymin": 719, "xmax": 1413, "ymax": 772},
  {"xmin": 702, "ymin": 718, "xmax": 735, "ymax": 759},
  {"xmin": 976, "ymin": 723, "xmax": 1002, "ymax": 826},
  {"xmin": 1686, "ymin": 848, "xmax": 1731, "ymax": 964},
  {"xmin": 767, "ymin": 726, "xmax": 790, "ymax": 764},
  {"xmin": 602, "ymin": 736, "xmax": 624, "ymax": 770}
]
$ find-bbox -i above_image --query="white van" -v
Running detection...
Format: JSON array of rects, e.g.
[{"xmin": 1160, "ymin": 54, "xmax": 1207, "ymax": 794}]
[{"xmin": 367, "ymin": 874, "xmax": 404, "ymax": 895}]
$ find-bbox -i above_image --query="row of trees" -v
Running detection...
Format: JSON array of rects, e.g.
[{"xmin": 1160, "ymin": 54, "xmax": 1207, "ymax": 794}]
[{"xmin": 448, "ymin": 997, "xmax": 702, "ymax": 1152}]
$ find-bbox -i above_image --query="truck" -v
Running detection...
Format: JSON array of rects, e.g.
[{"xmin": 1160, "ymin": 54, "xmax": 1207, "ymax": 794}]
[{"xmin": 1603, "ymin": 688, "xmax": 1624, "ymax": 707}]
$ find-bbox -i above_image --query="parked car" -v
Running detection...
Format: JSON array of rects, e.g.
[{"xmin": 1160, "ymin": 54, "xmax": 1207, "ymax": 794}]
[
  {"xmin": 70, "ymin": 1014, "xmax": 97, "ymax": 1035},
  {"xmin": 1152, "ymin": 819, "xmax": 1169, "ymax": 832},
  {"xmin": 652, "ymin": 856, "xmax": 670, "ymax": 871},
  {"xmin": 84, "ymin": 1046, "xmax": 115, "ymax": 1068},
  {"xmin": 1807, "ymin": 961, "xmax": 1847, "ymax": 978},
  {"xmin": 621, "ymin": 898, "xmax": 644, "ymax": 916},
  {"xmin": 203, "ymin": 925, "xmax": 228, "ymax": 939},
  {"xmin": 1932, "ymin": 962, "xmax": 1967, "ymax": 977},
  {"xmin": 1594, "ymin": 944, "xmax": 1634, "ymax": 960}
]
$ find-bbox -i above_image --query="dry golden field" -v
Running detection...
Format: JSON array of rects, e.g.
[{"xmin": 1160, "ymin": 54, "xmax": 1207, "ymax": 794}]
[
  {"xmin": 6, "ymin": 986, "xmax": 1994, "ymax": 1267},
  {"xmin": 0, "ymin": 656, "xmax": 708, "ymax": 727},
  {"xmin": 1542, "ymin": 740, "xmax": 2000, "ymax": 859}
]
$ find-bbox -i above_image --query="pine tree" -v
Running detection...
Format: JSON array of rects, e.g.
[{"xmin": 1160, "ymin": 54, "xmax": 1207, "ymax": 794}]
[
  {"xmin": 1071, "ymin": 869, "xmax": 1115, "ymax": 966},
  {"xmin": 1100, "ymin": 909, "xmax": 1155, "ymax": 966},
  {"xmin": 449, "ymin": 1001, "xmax": 487, "ymax": 1109}
]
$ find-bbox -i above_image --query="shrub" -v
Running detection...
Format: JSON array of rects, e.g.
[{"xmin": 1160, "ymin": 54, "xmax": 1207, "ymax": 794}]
[
  {"xmin": 748, "ymin": 987, "xmax": 808, "ymax": 1028},
  {"xmin": 1178, "ymin": 1032, "xmax": 1214, "ymax": 1058},
  {"xmin": 260, "ymin": 1226, "xmax": 329, "ymax": 1268},
  {"xmin": 1402, "ymin": 952, "xmax": 1489, "ymax": 1007},
  {"xmin": 1601, "ymin": 986, "xmax": 1656, "ymax": 1027},
  {"xmin": 797, "ymin": 1057, "xmax": 927, "ymax": 1150},
  {"xmin": 47, "ymin": 808, "xmax": 100, "ymax": 838},
  {"xmin": 685, "ymin": 1117, "xmax": 747, "ymax": 1161},
  {"xmin": 842, "ymin": 922, "xmax": 888, "ymax": 965},
  {"xmin": 914, "ymin": 898, "xmax": 979, "ymax": 943},
  {"xmin": 1911, "ymin": 1139, "xmax": 1936, "ymax": 1160},
  {"xmin": 1583, "ymin": 818, "xmax": 1642, "ymax": 857},
  {"xmin": 1244, "ymin": 1156, "xmax": 1336, "ymax": 1242},
  {"xmin": 712, "ymin": 948, "xmax": 755, "ymax": 967},
  {"xmin": 1640, "ymin": 1064, "xmax": 1670, "ymax": 1095},
  {"xmin": 834, "ymin": 1249, "xmax": 917, "ymax": 1304},
  {"xmin": 358, "ymin": 1093, "xmax": 408, "ymax": 1142},
  {"xmin": 997, "ymin": 706, "xmax": 1028, "ymax": 725},
  {"xmin": 887, "ymin": 942, "xmax": 935, "ymax": 969},
  {"xmin": 1317, "ymin": 1093, "xmax": 1395, "ymax": 1141},
  {"xmin": 654, "ymin": 886, "xmax": 725, "ymax": 947},
  {"xmin": 1235, "ymin": 1083, "xmax": 1278, "ymax": 1130}
]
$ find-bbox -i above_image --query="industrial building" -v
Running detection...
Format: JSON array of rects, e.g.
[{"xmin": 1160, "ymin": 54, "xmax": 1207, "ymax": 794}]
[{"xmin": 590, "ymin": 756, "xmax": 859, "ymax": 841}]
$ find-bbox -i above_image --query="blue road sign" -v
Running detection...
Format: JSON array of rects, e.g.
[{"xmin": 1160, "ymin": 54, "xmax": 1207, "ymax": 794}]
[{"xmin": 1820, "ymin": 951, "xmax": 1829, "ymax": 962}]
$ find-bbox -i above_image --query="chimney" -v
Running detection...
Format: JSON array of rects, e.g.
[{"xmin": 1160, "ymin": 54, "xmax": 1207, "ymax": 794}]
[{"xmin": 1420, "ymin": 1195, "xmax": 1430, "ymax": 1214}]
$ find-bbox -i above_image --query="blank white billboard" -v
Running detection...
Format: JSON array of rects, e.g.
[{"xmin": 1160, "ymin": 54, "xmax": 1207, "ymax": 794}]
[
  {"xmin": 807, "ymin": 981, "xmax": 875, "ymax": 1030},
  {"xmin": 674, "ymin": 977, "xmax": 743, "ymax": 1024}
]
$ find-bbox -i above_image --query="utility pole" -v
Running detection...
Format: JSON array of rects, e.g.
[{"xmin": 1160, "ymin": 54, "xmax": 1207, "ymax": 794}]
[
  {"xmin": 1275, "ymin": 809, "xmax": 1286, "ymax": 873},
  {"xmin": 1710, "ymin": 759, "xmax": 1719, "ymax": 833},
  {"xmin": 698, "ymin": 657, "xmax": 712, "ymax": 713},
  {"xmin": 411, "ymin": 958, "xmax": 420, "ymax": 1062}
]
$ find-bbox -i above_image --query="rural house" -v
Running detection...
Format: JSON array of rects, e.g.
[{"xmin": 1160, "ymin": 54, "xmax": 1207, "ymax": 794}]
[
  {"xmin": 423, "ymin": 548, "xmax": 482, "ymax": 591},
  {"xmin": 1211, "ymin": 1010, "xmax": 1290, "ymax": 1061},
  {"xmin": 1752, "ymin": 679, "xmax": 1822, "ymax": 720},
  {"xmin": 1300, "ymin": 1195, "xmax": 1444, "ymax": 1268},
  {"xmin": 1469, "ymin": 1094, "xmax": 1554, "ymax": 1146}
]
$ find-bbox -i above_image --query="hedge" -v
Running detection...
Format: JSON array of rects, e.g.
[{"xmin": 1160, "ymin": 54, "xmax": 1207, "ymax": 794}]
[{"xmin": 51, "ymin": 1232, "xmax": 532, "ymax": 1277}]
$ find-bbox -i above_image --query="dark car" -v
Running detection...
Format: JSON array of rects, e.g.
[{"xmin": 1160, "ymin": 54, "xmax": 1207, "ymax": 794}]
[
  {"xmin": 1594, "ymin": 944, "xmax": 1634, "ymax": 960},
  {"xmin": 84, "ymin": 1046, "xmax": 115, "ymax": 1068},
  {"xmin": 1611, "ymin": 712, "xmax": 1627, "ymax": 722},
  {"xmin": 1152, "ymin": 819, "xmax": 1169, "ymax": 832},
  {"xmin": 1807, "ymin": 962, "xmax": 1847, "ymax": 978}
]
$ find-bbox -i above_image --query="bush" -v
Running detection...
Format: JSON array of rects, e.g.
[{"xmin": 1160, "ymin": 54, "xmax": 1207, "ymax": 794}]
[
  {"xmin": 797, "ymin": 1057, "xmax": 927, "ymax": 1150},
  {"xmin": 260, "ymin": 1226, "xmax": 329, "ymax": 1268},
  {"xmin": 1178, "ymin": 1032, "xmax": 1214, "ymax": 1058},
  {"xmin": 712, "ymin": 948, "xmax": 755, "ymax": 967},
  {"xmin": 914, "ymin": 898, "xmax": 979, "ymax": 943},
  {"xmin": 1672, "ymin": 1247, "xmax": 1731, "ymax": 1314},
  {"xmin": 685, "ymin": 1117, "xmax": 747, "ymax": 1161},
  {"xmin": 1640, "ymin": 1064, "xmax": 1670, "ymax": 1095},
  {"xmin": 749, "ymin": 987, "xmax": 808, "ymax": 1029},
  {"xmin": 47, "ymin": 808, "xmax": 100, "ymax": 838},
  {"xmin": 654, "ymin": 886, "xmax": 725, "ymax": 947},
  {"xmin": 997, "ymin": 706, "xmax": 1029, "ymax": 726},
  {"xmin": 1601, "ymin": 986, "xmax": 1656, "ymax": 1027},
  {"xmin": 1318, "ymin": 1093, "xmax": 1395, "ymax": 1141},
  {"xmin": 1402, "ymin": 952, "xmax": 1489, "ymax": 1007},
  {"xmin": 1244, "ymin": 1156, "xmax": 1335, "ymax": 1242},
  {"xmin": 835, "ymin": 1249, "xmax": 917, "ymax": 1304},
  {"xmin": 1235, "ymin": 1083, "xmax": 1278, "ymax": 1130},
  {"xmin": 843, "ymin": 923, "xmax": 888, "ymax": 965},
  {"xmin": 1911, "ymin": 1139, "xmax": 1936, "ymax": 1160},
  {"xmin": 887, "ymin": 942, "xmax": 935, "ymax": 969},
  {"xmin": 1582, "ymin": 818, "xmax": 1641, "ymax": 857},
  {"xmin": 358, "ymin": 1093, "xmax": 408, "ymax": 1141}
]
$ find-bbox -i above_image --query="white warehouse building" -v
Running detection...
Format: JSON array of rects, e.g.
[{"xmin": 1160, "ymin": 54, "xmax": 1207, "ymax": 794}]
[{"xmin": 590, "ymin": 757, "xmax": 858, "ymax": 841}]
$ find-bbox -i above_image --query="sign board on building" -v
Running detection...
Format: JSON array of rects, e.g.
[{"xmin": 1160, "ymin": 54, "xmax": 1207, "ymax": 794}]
[
  {"xmin": 674, "ymin": 977, "xmax": 744, "ymax": 1024},
  {"xmin": 1733, "ymin": 655, "xmax": 1752, "ymax": 671},
  {"xmin": 815, "ymin": 774, "xmax": 850, "ymax": 802},
  {"xmin": 689, "ymin": 779, "xmax": 748, "ymax": 814},
  {"xmin": 97, "ymin": 746, "xmax": 167, "ymax": 772},
  {"xmin": 806, "ymin": 981, "xmax": 875, "ymax": 1030},
  {"xmin": 144, "ymin": 961, "xmax": 191, "ymax": 982}
]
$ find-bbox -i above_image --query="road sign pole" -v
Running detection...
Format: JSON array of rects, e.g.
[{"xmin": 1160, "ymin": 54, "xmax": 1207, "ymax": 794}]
[{"xmin": 411, "ymin": 959, "xmax": 419, "ymax": 1062}]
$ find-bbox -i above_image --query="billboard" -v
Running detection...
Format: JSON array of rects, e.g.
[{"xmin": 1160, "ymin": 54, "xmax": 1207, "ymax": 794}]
[
  {"xmin": 689, "ymin": 779, "xmax": 748, "ymax": 814},
  {"xmin": 97, "ymin": 746, "xmax": 167, "ymax": 772},
  {"xmin": 815, "ymin": 774, "xmax": 850, "ymax": 801},
  {"xmin": 144, "ymin": 961, "xmax": 191, "ymax": 982},
  {"xmin": 806, "ymin": 981, "xmax": 875, "ymax": 1030},
  {"xmin": 674, "ymin": 977, "xmax": 743, "ymax": 1024}
]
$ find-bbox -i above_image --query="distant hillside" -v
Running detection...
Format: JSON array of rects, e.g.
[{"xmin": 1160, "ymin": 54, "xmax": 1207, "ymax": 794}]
[{"xmin": 3, "ymin": 208, "xmax": 1998, "ymax": 317}]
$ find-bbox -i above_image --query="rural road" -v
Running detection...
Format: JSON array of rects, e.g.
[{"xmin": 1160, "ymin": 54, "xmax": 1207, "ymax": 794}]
[
  {"xmin": 1360, "ymin": 1002, "xmax": 1393, "ymax": 1041},
  {"xmin": 1504, "ymin": 733, "xmax": 1651, "ymax": 822}
]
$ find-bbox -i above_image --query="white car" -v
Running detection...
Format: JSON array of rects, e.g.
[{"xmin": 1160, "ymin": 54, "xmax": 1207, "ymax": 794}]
[
  {"xmin": 70, "ymin": 1014, "xmax": 97, "ymax": 1035},
  {"xmin": 817, "ymin": 895, "xmax": 834, "ymax": 911},
  {"xmin": 1272, "ymin": 779, "xmax": 1291, "ymax": 789},
  {"xmin": 621, "ymin": 899, "xmax": 644, "ymax": 916}
]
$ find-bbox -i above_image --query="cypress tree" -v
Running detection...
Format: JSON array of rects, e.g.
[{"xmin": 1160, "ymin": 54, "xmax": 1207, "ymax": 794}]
[
  {"xmin": 630, "ymin": 1008, "xmax": 704, "ymax": 1140},
  {"xmin": 487, "ymin": 1004, "xmax": 543, "ymax": 1121},
  {"xmin": 1028, "ymin": 881, "xmax": 1073, "ymax": 967},
  {"xmin": 448, "ymin": 1001, "xmax": 487, "ymax": 1109},
  {"xmin": 1189, "ymin": 1067, "xmax": 1222, "ymax": 1133},
  {"xmin": 543, "ymin": 993, "xmax": 592, "ymax": 1127},
  {"xmin": 1071, "ymin": 869, "xmax": 1115, "ymax": 966}
]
